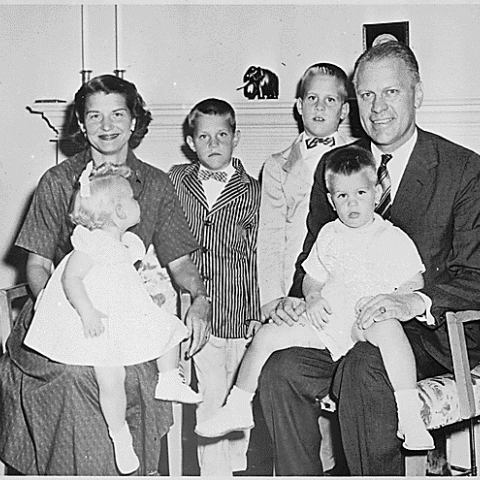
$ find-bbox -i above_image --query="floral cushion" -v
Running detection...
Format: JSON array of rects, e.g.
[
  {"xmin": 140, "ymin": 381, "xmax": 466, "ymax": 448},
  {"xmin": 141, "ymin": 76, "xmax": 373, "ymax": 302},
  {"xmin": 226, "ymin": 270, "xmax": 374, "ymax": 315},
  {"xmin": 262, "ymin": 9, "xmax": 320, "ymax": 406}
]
[
  {"xmin": 417, "ymin": 368, "xmax": 480, "ymax": 430},
  {"xmin": 137, "ymin": 244, "xmax": 178, "ymax": 316}
]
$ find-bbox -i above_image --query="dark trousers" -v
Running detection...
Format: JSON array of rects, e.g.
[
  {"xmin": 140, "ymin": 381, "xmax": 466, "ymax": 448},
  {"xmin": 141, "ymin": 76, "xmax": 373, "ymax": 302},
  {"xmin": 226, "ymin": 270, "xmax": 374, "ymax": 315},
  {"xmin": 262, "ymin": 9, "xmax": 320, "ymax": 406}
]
[
  {"xmin": 259, "ymin": 347, "xmax": 337, "ymax": 475},
  {"xmin": 259, "ymin": 332, "xmax": 449, "ymax": 476}
]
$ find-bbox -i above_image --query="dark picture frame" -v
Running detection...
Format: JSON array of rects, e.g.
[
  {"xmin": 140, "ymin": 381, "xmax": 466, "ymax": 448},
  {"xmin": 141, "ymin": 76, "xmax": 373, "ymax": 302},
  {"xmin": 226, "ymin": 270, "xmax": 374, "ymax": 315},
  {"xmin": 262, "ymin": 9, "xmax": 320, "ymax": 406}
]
[{"xmin": 363, "ymin": 21, "xmax": 409, "ymax": 50}]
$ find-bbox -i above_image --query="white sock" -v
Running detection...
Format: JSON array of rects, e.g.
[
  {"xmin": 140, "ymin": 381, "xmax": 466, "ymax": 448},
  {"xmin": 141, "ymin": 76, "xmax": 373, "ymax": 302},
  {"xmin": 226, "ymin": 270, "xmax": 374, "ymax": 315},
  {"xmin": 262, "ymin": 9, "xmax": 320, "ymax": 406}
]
[{"xmin": 226, "ymin": 386, "xmax": 255, "ymax": 407}]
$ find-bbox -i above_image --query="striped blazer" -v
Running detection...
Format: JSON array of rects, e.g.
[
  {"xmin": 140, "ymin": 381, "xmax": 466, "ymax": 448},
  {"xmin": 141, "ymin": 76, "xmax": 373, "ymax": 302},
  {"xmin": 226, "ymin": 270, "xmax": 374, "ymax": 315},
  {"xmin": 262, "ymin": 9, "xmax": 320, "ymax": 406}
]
[{"xmin": 169, "ymin": 158, "xmax": 261, "ymax": 338}]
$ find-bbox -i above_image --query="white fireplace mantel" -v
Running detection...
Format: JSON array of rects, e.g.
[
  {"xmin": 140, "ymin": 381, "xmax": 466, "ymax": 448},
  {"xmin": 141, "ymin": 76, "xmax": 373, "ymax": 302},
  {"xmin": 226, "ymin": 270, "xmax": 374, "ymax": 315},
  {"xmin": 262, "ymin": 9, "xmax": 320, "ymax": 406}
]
[{"xmin": 28, "ymin": 98, "xmax": 480, "ymax": 177}]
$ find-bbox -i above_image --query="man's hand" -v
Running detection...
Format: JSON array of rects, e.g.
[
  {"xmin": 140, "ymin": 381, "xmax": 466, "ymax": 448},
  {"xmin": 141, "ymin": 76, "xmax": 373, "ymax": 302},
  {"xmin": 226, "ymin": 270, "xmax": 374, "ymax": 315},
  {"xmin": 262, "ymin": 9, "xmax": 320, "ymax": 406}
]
[
  {"xmin": 355, "ymin": 292, "xmax": 426, "ymax": 330},
  {"xmin": 245, "ymin": 319, "xmax": 263, "ymax": 341},
  {"xmin": 260, "ymin": 298, "xmax": 283, "ymax": 323},
  {"xmin": 184, "ymin": 295, "xmax": 212, "ymax": 358},
  {"xmin": 269, "ymin": 296, "xmax": 306, "ymax": 326}
]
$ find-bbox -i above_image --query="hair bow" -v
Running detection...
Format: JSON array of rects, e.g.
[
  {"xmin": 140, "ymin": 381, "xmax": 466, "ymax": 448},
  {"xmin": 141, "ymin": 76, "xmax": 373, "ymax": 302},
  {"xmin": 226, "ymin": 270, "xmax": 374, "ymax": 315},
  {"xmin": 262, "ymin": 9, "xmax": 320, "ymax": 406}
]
[{"xmin": 79, "ymin": 161, "xmax": 94, "ymax": 198}]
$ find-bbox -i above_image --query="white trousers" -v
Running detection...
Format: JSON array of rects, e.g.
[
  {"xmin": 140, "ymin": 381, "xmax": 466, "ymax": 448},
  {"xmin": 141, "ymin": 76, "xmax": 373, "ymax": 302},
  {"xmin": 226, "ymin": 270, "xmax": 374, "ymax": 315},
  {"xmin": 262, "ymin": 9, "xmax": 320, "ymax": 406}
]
[{"xmin": 194, "ymin": 335, "xmax": 249, "ymax": 476}]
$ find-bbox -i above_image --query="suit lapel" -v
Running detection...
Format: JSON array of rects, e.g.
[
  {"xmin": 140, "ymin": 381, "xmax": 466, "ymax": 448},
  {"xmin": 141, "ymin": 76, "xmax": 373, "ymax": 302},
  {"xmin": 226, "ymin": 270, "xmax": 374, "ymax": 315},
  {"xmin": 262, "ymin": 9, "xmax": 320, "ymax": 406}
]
[
  {"xmin": 392, "ymin": 129, "xmax": 438, "ymax": 227},
  {"xmin": 282, "ymin": 140, "xmax": 317, "ymax": 198},
  {"xmin": 209, "ymin": 158, "xmax": 249, "ymax": 214},
  {"xmin": 181, "ymin": 164, "xmax": 209, "ymax": 210}
]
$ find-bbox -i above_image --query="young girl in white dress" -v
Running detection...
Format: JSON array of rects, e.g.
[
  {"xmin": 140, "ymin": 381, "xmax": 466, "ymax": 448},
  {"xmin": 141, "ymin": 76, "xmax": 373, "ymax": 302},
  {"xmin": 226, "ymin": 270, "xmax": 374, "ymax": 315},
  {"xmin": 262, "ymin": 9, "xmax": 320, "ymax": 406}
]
[
  {"xmin": 25, "ymin": 163, "xmax": 202, "ymax": 474},
  {"xmin": 196, "ymin": 145, "xmax": 434, "ymax": 452}
]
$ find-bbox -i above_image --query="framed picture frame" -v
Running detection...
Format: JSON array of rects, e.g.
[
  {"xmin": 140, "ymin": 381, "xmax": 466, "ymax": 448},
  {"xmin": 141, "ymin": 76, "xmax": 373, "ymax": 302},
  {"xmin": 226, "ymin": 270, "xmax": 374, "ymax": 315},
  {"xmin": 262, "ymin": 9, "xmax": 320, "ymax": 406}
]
[{"xmin": 363, "ymin": 21, "xmax": 409, "ymax": 50}]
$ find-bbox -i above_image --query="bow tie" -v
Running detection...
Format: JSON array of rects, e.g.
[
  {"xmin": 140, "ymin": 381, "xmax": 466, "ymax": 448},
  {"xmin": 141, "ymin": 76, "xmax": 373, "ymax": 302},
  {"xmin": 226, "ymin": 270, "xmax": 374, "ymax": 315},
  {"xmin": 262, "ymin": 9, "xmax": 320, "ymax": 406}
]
[
  {"xmin": 305, "ymin": 136, "xmax": 335, "ymax": 149},
  {"xmin": 198, "ymin": 168, "xmax": 228, "ymax": 183}
]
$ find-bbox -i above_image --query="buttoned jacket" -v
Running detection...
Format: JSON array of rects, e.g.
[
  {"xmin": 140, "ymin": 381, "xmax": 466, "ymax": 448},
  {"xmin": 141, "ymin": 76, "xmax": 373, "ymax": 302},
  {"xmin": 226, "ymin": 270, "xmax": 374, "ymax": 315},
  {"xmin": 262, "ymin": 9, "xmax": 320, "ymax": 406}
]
[
  {"xmin": 169, "ymin": 158, "xmax": 261, "ymax": 338},
  {"xmin": 290, "ymin": 128, "xmax": 480, "ymax": 370}
]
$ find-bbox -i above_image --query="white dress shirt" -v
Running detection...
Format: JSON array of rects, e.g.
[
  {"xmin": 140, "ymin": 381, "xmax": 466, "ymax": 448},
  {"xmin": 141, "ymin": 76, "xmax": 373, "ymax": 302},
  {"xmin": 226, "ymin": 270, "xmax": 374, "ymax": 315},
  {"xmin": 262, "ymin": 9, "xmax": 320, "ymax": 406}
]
[
  {"xmin": 199, "ymin": 162, "xmax": 235, "ymax": 208},
  {"xmin": 371, "ymin": 129, "xmax": 434, "ymax": 325}
]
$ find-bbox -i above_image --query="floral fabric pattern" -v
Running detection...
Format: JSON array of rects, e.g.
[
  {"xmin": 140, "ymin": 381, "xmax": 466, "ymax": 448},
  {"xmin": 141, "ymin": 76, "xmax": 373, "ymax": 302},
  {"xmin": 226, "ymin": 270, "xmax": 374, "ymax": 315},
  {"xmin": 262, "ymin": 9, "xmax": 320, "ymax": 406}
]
[
  {"xmin": 137, "ymin": 244, "xmax": 178, "ymax": 315},
  {"xmin": 418, "ymin": 369, "xmax": 480, "ymax": 430}
]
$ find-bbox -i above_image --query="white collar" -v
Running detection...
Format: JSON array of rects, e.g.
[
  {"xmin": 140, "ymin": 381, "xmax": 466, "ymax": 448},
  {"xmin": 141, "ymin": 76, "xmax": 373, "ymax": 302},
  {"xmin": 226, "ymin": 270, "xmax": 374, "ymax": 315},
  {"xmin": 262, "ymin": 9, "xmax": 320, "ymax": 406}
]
[{"xmin": 371, "ymin": 129, "xmax": 418, "ymax": 199}]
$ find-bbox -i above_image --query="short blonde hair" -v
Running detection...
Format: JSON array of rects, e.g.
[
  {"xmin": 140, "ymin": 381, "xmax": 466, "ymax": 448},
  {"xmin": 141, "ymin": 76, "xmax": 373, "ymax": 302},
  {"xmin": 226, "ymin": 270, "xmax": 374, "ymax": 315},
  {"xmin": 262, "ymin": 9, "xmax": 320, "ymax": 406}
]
[
  {"xmin": 69, "ymin": 164, "xmax": 132, "ymax": 230},
  {"xmin": 297, "ymin": 63, "xmax": 349, "ymax": 102}
]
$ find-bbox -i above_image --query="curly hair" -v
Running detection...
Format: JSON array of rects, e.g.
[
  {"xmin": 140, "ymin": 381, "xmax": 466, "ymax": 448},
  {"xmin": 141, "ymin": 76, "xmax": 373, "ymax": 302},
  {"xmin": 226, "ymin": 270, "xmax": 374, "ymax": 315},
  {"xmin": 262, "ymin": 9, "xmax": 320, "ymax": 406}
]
[
  {"xmin": 66, "ymin": 74, "xmax": 152, "ymax": 150},
  {"xmin": 69, "ymin": 164, "xmax": 133, "ymax": 230}
]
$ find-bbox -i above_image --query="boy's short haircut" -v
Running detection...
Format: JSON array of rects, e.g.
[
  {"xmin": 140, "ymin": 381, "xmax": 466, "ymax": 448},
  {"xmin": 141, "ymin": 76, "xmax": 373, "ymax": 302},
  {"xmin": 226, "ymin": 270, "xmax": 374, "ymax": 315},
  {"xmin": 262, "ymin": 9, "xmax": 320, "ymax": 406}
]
[
  {"xmin": 324, "ymin": 145, "xmax": 377, "ymax": 192},
  {"xmin": 187, "ymin": 98, "xmax": 236, "ymax": 136},
  {"xmin": 297, "ymin": 63, "xmax": 349, "ymax": 102},
  {"xmin": 70, "ymin": 164, "xmax": 132, "ymax": 230}
]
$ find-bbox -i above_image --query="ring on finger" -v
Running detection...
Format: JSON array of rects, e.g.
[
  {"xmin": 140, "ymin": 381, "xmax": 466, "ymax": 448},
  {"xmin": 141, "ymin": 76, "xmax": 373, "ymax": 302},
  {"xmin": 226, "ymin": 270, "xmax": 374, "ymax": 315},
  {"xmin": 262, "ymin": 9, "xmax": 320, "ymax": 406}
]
[{"xmin": 379, "ymin": 306, "xmax": 386, "ymax": 314}]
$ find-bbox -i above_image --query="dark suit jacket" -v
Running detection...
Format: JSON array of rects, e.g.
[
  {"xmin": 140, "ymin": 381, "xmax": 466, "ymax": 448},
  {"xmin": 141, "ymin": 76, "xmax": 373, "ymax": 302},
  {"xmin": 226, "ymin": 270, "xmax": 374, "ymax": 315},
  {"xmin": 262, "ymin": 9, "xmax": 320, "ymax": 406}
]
[{"xmin": 290, "ymin": 128, "xmax": 480, "ymax": 370}]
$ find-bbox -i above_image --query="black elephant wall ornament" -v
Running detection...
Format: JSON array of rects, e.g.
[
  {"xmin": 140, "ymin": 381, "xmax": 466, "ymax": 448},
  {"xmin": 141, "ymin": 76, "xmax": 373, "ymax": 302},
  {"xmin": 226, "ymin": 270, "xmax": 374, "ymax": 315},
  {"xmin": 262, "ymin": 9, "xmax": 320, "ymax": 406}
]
[{"xmin": 238, "ymin": 66, "xmax": 279, "ymax": 100}]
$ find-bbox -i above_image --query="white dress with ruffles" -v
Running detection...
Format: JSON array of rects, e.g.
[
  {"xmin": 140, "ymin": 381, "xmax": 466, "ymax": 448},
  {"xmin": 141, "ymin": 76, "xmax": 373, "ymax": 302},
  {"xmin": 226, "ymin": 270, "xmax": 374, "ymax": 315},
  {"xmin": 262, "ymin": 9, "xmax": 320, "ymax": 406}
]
[{"xmin": 24, "ymin": 226, "xmax": 188, "ymax": 366}]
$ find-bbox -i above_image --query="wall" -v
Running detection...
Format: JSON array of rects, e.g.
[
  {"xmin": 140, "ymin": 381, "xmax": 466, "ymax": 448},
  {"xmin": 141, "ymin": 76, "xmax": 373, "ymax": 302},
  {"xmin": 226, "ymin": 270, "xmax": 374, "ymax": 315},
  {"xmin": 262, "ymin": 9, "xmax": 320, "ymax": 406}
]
[{"xmin": 1, "ymin": 2, "xmax": 480, "ymax": 287}]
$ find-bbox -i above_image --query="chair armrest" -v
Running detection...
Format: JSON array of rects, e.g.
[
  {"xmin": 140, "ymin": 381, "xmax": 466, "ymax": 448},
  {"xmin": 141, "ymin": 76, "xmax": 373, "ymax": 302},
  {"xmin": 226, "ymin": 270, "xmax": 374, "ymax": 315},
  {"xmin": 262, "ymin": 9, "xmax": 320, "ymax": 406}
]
[
  {"xmin": 179, "ymin": 291, "xmax": 192, "ymax": 382},
  {"xmin": 446, "ymin": 310, "xmax": 480, "ymax": 419},
  {"xmin": 0, "ymin": 283, "xmax": 31, "ymax": 352}
]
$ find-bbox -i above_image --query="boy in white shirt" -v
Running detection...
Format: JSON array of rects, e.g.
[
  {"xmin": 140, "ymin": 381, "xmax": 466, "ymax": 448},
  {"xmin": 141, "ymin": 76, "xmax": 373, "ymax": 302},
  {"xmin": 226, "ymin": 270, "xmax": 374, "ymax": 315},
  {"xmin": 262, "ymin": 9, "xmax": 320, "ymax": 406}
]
[{"xmin": 257, "ymin": 63, "xmax": 353, "ymax": 473}]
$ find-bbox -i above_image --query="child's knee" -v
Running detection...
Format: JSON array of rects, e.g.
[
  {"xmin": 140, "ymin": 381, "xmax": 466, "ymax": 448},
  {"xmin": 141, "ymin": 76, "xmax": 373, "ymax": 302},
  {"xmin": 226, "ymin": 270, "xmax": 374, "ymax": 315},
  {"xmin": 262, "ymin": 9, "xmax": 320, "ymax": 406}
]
[
  {"xmin": 365, "ymin": 318, "xmax": 403, "ymax": 344},
  {"xmin": 253, "ymin": 322, "xmax": 284, "ymax": 350}
]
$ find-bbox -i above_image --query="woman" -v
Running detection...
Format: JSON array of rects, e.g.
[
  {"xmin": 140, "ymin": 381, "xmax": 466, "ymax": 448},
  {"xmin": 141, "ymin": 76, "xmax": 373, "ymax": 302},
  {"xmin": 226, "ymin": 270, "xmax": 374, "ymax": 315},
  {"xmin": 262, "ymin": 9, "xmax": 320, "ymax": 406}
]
[{"xmin": 0, "ymin": 74, "xmax": 211, "ymax": 475}]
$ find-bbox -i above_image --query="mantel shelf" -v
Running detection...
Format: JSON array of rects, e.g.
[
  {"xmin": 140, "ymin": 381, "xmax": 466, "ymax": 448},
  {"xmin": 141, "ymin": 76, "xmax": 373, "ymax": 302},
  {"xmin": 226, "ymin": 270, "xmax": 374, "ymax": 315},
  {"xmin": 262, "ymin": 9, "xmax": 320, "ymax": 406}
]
[{"xmin": 28, "ymin": 98, "xmax": 480, "ymax": 178}]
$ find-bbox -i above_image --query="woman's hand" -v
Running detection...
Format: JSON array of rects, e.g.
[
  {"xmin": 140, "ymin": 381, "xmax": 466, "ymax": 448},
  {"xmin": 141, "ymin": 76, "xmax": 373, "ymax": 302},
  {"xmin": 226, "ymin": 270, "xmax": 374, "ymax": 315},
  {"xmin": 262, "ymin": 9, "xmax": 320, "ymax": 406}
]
[
  {"xmin": 184, "ymin": 295, "xmax": 212, "ymax": 358},
  {"xmin": 81, "ymin": 308, "xmax": 107, "ymax": 338},
  {"xmin": 305, "ymin": 292, "xmax": 332, "ymax": 330}
]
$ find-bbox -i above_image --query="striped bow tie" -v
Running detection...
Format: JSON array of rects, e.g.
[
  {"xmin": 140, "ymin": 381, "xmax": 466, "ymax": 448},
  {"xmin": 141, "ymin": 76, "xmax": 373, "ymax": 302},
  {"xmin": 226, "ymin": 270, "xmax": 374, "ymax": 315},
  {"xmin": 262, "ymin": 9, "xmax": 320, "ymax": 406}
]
[
  {"xmin": 198, "ymin": 168, "xmax": 228, "ymax": 183},
  {"xmin": 305, "ymin": 137, "xmax": 335, "ymax": 149}
]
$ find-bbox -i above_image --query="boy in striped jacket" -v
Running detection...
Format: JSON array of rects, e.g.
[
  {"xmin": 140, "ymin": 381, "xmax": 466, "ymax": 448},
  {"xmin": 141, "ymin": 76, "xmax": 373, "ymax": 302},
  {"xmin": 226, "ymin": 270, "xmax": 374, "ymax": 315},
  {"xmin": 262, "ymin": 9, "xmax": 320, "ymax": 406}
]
[{"xmin": 169, "ymin": 98, "xmax": 261, "ymax": 476}]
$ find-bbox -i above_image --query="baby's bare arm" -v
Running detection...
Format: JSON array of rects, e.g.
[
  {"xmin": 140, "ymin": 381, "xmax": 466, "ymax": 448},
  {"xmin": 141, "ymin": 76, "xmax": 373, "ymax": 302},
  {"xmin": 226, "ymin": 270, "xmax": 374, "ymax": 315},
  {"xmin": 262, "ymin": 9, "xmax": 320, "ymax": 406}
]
[
  {"xmin": 303, "ymin": 274, "xmax": 331, "ymax": 329},
  {"xmin": 62, "ymin": 250, "xmax": 106, "ymax": 337}
]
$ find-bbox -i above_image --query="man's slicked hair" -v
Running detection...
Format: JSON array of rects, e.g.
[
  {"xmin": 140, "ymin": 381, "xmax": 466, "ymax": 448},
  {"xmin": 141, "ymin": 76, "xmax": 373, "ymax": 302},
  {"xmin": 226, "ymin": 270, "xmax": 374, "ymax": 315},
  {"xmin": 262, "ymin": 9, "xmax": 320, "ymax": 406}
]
[{"xmin": 353, "ymin": 41, "xmax": 420, "ymax": 89}]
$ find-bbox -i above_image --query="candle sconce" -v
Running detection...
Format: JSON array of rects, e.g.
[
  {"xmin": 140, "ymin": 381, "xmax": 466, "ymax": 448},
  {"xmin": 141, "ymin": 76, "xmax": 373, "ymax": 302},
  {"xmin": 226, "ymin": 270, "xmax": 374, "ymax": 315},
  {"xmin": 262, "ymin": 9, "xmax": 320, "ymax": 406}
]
[{"xmin": 80, "ymin": 70, "xmax": 92, "ymax": 84}]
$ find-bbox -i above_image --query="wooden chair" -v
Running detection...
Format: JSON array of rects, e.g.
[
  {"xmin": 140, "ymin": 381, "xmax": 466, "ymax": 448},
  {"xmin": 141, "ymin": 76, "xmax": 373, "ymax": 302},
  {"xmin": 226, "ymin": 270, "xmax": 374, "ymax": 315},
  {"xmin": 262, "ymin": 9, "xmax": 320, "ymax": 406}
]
[
  {"xmin": 0, "ymin": 283, "xmax": 30, "ymax": 354},
  {"xmin": 0, "ymin": 283, "xmax": 191, "ymax": 476},
  {"xmin": 0, "ymin": 283, "xmax": 32, "ymax": 475},
  {"xmin": 406, "ymin": 310, "xmax": 480, "ymax": 476},
  {"xmin": 167, "ymin": 292, "xmax": 192, "ymax": 476}
]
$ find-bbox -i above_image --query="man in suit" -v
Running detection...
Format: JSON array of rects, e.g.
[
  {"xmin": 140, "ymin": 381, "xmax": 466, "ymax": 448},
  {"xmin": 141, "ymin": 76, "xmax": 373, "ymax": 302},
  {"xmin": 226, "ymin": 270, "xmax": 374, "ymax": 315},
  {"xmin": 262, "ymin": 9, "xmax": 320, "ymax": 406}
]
[{"xmin": 258, "ymin": 40, "xmax": 480, "ymax": 476}]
